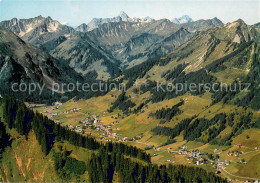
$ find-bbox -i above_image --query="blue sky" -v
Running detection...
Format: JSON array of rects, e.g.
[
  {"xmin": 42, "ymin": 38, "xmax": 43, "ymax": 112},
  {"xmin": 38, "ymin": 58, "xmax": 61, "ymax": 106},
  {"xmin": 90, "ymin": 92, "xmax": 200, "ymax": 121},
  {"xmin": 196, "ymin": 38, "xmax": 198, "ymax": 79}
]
[{"xmin": 0, "ymin": 0, "xmax": 259, "ymax": 26}]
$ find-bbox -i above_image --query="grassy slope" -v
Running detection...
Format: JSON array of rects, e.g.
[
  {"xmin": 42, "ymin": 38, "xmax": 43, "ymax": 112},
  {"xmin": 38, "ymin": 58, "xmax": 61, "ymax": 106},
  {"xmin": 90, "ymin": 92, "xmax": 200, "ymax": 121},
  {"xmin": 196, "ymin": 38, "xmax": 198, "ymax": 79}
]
[
  {"xmin": 0, "ymin": 130, "xmax": 59, "ymax": 182},
  {"xmin": 34, "ymin": 89, "xmax": 259, "ymax": 181},
  {"xmin": 0, "ymin": 125, "xmax": 95, "ymax": 182}
]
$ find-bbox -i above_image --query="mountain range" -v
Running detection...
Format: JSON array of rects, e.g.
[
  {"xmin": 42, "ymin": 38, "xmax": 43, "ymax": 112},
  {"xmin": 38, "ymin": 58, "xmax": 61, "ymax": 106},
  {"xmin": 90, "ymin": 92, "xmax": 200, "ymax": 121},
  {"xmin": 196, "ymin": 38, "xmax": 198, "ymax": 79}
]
[
  {"xmin": 0, "ymin": 12, "xmax": 258, "ymax": 93},
  {"xmin": 1, "ymin": 12, "xmax": 225, "ymax": 79},
  {"xmin": 76, "ymin": 11, "xmax": 156, "ymax": 32},
  {"xmin": 77, "ymin": 12, "xmax": 194, "ymax": 32}
]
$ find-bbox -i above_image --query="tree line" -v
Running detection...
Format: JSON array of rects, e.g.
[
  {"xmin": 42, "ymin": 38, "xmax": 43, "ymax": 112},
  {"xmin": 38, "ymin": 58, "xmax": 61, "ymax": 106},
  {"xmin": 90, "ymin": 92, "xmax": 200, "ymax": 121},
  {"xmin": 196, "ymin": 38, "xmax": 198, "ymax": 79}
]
[
  {"xmin": 0, "ymin": 120, "xmax": 11, "ymax": 155},
  {"xmin": 150, "ymin": 100, "xmax": 184, "ymax": 121},
  {"xmin": 53, "ymin": 151, "xmax": 87, "ymax": 180},
  {"xmin": 152, "ymin": 111, "xmax": 255, "ymax": 146},
  {"xmin": 88, "ymin": 145, "xmax": 226, "ymax": 183},
  {"xmin": 108, "ymin": 91, "xmax": 136, "ymax": 114},
  {"xmin": 183, "ymin": 113, "xmax": 227, "ymax": 141},
  {"xmin": 151, "ymin": 117, "xmax": 194, "ymax": 138},
  {"xmin": 162, "ymin": 63, "xmax": 188, "ymax": 81}
]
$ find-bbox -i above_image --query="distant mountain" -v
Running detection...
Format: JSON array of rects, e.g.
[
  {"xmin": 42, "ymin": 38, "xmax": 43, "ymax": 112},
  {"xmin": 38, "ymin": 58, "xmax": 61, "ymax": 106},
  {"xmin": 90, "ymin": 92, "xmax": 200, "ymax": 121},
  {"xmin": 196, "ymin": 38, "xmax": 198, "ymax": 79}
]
[
  {"xmin": 182, "ymin": 17, "xmax": 224, "ymax": 32},
  {"xmin": 86, "ymin": 19, "xmax": 180, "ymax": 46},
  {"xmin": 0, "ymin": 15, "xmax": 229, "ymax": 80},
  {"xmin": 75, "ymin": 23, "xmax": 88, "ymax": 32},
  {"xmin": 108, "ymin": 27, "xmax": 195, "ymax": 68},
  {"xmin": 145, "ymin": 27, "xmax": 196, "ymax": 62},
  {"xmin": 84, "ymin": 17, "xmax": 224, "ymax": 69},
  {"xmin": 77, "ymin": 11, "xmax": 156, "ymax": 32},
  {"xmin": 172, "ymin": 15, "xmax": 193, "ymax": 24},
  {"xmin": 132, "ymin": 16, "xmax": 155, "ymax": 24},
  {"xmin": 255, "ymin": 22, "xmax": 260, "ymax": 27},
  {"xmin": 84, "ymin": 19, "xmax": 181, "ymax": 68}
]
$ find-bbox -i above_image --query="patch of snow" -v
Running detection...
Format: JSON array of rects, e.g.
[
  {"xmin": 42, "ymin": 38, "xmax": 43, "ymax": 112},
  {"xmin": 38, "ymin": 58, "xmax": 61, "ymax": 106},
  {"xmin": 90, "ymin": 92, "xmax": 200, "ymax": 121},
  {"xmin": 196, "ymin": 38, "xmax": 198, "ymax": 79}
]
[
  {"xmin": 171, "ymin": 15, "xmax": 193, "ymax": 24},
  {"xmin": 86, "ymin": 11, "xmax": 155, "ymax": 31}
]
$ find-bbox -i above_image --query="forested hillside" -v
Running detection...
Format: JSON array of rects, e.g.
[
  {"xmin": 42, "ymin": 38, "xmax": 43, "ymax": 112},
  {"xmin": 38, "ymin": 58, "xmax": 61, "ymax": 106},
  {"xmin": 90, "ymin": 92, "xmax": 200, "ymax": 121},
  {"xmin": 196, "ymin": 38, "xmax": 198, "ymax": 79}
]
[{"xmin": 0, "ymin": 97, "xmax": 226, "ymax": 182}]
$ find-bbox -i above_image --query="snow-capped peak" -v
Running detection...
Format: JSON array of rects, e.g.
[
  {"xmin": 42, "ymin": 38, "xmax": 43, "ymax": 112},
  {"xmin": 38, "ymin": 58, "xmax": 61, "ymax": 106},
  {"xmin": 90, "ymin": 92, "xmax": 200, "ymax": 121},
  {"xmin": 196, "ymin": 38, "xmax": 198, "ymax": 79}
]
[
  {"xmin": 85, "ymin": 11, "xmax": 156, "ymax": 32},
  {"xmin": 142, "ymin": 16, "xmax": 155, "ymax": 23},
  {"xmin": 171, "ymin": 15, "xmax": 193, "ymax": 24},
  {"xmin": 119, "ymin": 11, "xmax": 130, "ymax": 20}
]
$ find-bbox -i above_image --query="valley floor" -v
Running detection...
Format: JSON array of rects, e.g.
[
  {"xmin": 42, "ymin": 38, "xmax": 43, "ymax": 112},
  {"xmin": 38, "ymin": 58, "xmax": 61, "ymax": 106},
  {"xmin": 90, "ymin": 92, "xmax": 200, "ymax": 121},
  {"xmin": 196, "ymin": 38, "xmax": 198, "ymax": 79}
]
[{"xmin": 31, "ymin": 91, "xmax": 260, "ymax": 182}]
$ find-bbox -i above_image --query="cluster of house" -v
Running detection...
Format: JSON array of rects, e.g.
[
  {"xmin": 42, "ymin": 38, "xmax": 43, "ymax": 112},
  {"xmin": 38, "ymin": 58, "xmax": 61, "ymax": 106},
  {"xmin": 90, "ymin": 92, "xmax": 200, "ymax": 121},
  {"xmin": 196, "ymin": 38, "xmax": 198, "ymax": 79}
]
[
  {"xmin": 54, "ymin": 101, "xmax": 62, "ymax": 107},
  {"xmin": 237, "ymin": 157, "xmax": 247, "ymax": 164},
  {"xmin": 163, "ymin": 146, "xmax": 205, "ymax": 164},
  {"xmin": 49, "ymin": 112, "xmax": 58, "ymax": 119},
  {"xmin": 63, "ymin": 107, "xmax": 81, "ymax": 114},
  {"xmin": 211, "ymin": 159, "xmax": 230, "ymax": 170},
  {"xmin": 177, "ymin": 146, "xmax": 201, "ymax": 156},
  {"xmin": 166, "ymin": 146, "xmax": 232, "ymax": 168},
  {"xmin": 180, "ymin": 149, "xmax": 206, "ymax": 165},
  {"xmin": 75, "ymin": 125, "xmax": 83, "ymax": 133},
  {"xmin": 227, "ymin": 150, "xmax": 244, "ymax": 157},
  {"xmin": 41, "ymin": 102, "xmax": 63, "ymax": 118},
  {"xmin": 245, "ymin": 180, "xmax": 260, "ymax": 183},
  {"xmin": 65, "ymin": 114, "xmax": 123, "ymax": 140},
  {"xmin": 39, "ymin": 102, "xmax": 130, "ymax": 141}
]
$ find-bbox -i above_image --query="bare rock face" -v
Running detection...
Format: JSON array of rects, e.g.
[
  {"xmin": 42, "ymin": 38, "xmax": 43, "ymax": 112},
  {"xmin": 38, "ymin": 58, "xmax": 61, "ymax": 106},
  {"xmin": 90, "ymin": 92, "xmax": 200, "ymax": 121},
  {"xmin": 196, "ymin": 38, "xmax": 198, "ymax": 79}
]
[{"xmin": 0, "ymin": 16, "xmax": 75, "ymax": 49}]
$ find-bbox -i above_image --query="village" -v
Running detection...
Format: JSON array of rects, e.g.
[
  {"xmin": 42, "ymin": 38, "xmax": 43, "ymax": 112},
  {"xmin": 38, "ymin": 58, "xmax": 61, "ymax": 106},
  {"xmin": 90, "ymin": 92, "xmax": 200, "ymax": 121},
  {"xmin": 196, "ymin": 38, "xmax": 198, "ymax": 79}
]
[
  {"xmin": 30, "ymin": 102, "xmax": 260, "ymax": 182},
  {"xmin": 32, "ymin": 101, "xmax": 141, "ymax": 143},
  {"xmin": 151, "ymin": 145, "xmax": 232, "ymax": 171}
]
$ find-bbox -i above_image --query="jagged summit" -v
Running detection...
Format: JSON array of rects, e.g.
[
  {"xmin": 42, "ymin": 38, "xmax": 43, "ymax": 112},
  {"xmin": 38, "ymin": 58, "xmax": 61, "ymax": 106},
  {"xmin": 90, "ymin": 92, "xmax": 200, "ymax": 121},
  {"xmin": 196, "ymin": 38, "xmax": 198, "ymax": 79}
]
[
  {"xmin": 0, "ymin": 15, "xmax": 75, "ymax": 48},
  {"xmin": 119, "ymin": 11, "xmax": 130, "ymax": 20}
]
